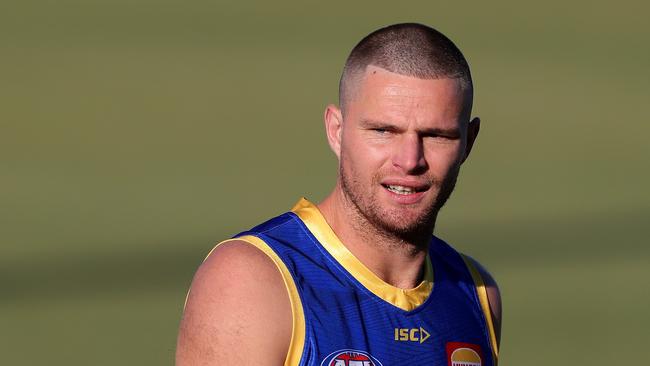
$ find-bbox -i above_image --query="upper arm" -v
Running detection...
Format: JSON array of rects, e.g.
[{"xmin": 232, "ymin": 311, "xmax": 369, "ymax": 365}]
[{"xmin": 175, "ymin": 240, "xmax": 292, "ymax": 366}]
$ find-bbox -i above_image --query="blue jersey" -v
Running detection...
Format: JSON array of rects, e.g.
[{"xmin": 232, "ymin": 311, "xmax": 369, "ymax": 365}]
[{"xmin": 213, "ymin": 198, "xmax": 498, "ymax": 366}]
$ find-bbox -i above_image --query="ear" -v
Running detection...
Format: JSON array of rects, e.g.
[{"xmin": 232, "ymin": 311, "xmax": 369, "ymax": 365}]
[
  {"xmin": 461, "ymin": 117, "xmax": 480, "ymax": 164},
  {"xmin": 324, "ymin": 104, "xmax": 344, "ymax": 160}
]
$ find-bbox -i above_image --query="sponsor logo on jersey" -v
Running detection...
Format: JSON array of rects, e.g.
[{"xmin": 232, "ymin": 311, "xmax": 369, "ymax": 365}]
[
  {"xmin": 393, "ymin": 327, "xmax": 431, "ymax": 343},
  {"xmin": 446, "ymin": 342, "xmax": 482, "ymax": 366},
  {"xmin": 320, "ymin": 349, "xmax": 383, "ymax": 366}
]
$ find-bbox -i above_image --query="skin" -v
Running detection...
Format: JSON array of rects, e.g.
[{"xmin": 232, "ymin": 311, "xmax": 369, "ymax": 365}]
[
  {"xmin": 320, "ymin": 65, "xmax": 477, "ymax": 288},
  {"xmin": 175, "ymin": 65, "xmax": 501, "ymax": 366},
  {"xmin": 176, "ymin": 241, "xmax": 292, "ymax": 366},
  {"xmin": 320, "ymin": 65, "xmax": 500, "ymax": 337}
]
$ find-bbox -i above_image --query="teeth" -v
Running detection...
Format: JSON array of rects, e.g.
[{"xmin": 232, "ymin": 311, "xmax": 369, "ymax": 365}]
[{"xmin": 386, "ymin": 185, "xmax": 415, "ymax": 195}]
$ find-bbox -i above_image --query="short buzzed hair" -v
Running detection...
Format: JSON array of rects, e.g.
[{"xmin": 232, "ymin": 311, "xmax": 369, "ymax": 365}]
[{"xmin": 339, "ymin": 23, "xmax": 473, "ymax": 112}]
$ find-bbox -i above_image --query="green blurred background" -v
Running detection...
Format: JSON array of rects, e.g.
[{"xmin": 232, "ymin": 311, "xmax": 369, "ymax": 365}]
[{"xmin": 2, "ymin": 1, "xmax": 648, "ymax": 364}]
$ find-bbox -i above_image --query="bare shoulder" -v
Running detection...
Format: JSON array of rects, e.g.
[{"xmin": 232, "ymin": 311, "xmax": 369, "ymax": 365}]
[
  {"xmin": 176, "ymin": 239, "xmax": 292, "ymax": 366},
  {"xmin": 465, "ymin": 255, "xmax": 502, "ymax": 347}
]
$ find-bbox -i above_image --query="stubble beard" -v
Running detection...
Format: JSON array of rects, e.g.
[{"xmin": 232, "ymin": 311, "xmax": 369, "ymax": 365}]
[{"xmin": 338, "ymin": 159, "xmax": 460, "ymax": 245}]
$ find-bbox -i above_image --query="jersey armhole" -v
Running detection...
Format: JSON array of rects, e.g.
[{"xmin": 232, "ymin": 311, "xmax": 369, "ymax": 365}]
[
  {"xmin": 186, "ymin": 235, "xmax": 306, "ymax": 366},
  {"xmin": 460, "ymin": 254, "xmax": 499, "ymax": 363}
]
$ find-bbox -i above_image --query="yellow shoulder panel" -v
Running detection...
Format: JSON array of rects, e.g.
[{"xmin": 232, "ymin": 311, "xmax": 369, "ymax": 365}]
[{"xmin": 461, "ymin": 254, "xmax": 499, "ymax": 363}]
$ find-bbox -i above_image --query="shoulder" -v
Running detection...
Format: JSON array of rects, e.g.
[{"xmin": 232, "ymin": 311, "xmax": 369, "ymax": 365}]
[
  {"xmin": 176, "ymin": 239, "xmax": 292, "ymax": 365},
  {"xmin": 463, "ymin": 255, "xmax": 502, "ymax": 348}
]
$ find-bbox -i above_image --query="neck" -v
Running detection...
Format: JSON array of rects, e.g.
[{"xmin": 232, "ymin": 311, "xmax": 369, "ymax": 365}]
[{"xmin": 317, "ymin": 184, "xmax": 435, "ymax": 289}]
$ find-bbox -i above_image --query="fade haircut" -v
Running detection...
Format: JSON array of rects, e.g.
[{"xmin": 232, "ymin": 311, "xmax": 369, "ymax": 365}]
[{"xmin": 339, "ymin": 23, "xmax": 473, "ymax": 112}]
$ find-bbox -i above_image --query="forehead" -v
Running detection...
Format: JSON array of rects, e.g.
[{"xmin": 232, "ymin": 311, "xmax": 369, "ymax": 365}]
[{"xmin": 349, "ymin": 65, "xmax": 469, "ymax": 126}]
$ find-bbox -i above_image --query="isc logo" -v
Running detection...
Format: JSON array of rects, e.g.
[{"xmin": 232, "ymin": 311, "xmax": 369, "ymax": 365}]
[{"xmin": 394, "ymin": 327, "xmax": 430, "ymax": 344}]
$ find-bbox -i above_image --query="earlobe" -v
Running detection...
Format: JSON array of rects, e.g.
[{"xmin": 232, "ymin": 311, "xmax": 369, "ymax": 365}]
[
  {"xmin": 461, "ymin": 117, "xmax": 480, "ymax": 164},
  {"xmin": 324, "ymin": 104, "xmax": 344, "ymax": 159}
]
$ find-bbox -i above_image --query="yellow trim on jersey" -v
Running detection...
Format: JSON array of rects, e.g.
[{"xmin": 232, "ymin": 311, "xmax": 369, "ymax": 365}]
[
  {"xmin": 195, "ymin": 236, "xmax": 306, "ymax": 366},
  {"xmin": 291, "ymin": 197, "xmax": 433, "ymax": 311},
  {"xmin": 461, "ymin": 254, "xmax": 499, "ymax": 363}
]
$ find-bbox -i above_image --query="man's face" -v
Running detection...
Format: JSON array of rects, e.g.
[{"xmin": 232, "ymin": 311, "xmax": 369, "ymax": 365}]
[{"xmin": 333, "ymin": 65, "xmax": 476, "ymax": 236}]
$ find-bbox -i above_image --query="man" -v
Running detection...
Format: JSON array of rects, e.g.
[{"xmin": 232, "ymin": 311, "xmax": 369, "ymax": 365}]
[{"xmin": 176, "ymin": 23, "xmax": 501, "ymax": 366}]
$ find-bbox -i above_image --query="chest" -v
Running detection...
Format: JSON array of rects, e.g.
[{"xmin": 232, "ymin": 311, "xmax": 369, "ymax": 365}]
[{"xmin": 297, "ymin": 273, "xmax": 492, "ymax": 366}]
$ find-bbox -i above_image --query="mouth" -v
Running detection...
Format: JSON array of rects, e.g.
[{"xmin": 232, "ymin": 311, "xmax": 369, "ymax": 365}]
[{"xmin": 381, "ymin": 184, "xmax": 428, "ymax": 195}]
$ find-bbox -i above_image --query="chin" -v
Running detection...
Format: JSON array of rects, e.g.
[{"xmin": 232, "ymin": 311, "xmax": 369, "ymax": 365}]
[{"xmin": 372, "ymin": 205, "xmax": 436, "ymax": 236}]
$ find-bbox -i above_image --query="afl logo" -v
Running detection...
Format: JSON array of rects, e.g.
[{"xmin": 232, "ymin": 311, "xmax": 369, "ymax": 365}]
[{"xmin": 320, "ymin": 349, "xmax": 383, "ymax": 366}]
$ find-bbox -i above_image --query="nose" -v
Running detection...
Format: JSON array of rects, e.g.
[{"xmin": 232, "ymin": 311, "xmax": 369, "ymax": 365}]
[{"xmin": 392, "ymin": 133, "xmax": 428, "ymax": 174}]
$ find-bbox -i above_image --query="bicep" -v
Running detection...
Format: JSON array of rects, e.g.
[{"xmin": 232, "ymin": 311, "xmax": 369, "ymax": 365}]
[{"xmin": 176, "ymin": 240, "xmax": 292, "ymax": 366}]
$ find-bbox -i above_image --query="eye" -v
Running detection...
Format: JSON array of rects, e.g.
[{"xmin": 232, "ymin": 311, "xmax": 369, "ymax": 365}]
[
  {"xmin": 371, "ymin": 127, "xmax": 392, "ymax": 135},
  {"xmin": 424, "ymin": 133, "xmax": 444, "ymax": 139},
  {"xmin": 422, "ymin": 131, "xmax": 460, "ymax": 140}
]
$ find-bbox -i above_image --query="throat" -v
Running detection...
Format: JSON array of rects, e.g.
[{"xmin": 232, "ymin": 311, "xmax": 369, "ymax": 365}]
[
  {"xmin": 339, "ymin": 218, "xmax": 430, "ymax": 289},
  {"xmin": 319, "ymin": 191, "xmax": 431, "ymax": 289}
]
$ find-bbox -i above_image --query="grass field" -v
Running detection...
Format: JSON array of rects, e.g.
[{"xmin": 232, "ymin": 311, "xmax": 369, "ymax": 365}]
[{"xmin": 2, "ymin": 1, "xmax": 649, "ymax": 364}]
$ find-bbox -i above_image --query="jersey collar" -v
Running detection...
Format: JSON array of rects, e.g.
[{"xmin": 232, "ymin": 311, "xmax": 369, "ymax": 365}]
[{"xmin": 291, "ymin": 197, "xmax": 433, "ymax": 311}]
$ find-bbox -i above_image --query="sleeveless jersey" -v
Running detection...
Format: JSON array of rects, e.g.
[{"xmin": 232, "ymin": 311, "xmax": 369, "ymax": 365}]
[{"xmin": 211, "ymin": 198, "xmax": 499, "ymax": 366}]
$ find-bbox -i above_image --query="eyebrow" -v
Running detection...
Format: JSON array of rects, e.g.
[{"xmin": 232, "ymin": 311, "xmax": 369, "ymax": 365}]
[
  {"xmin": 359, "ymin": 118, "xmax": 460, "ymax": 136},
  {"xmin": 359, "ymin": 119, "xmax": 401, "ymax": 131}
]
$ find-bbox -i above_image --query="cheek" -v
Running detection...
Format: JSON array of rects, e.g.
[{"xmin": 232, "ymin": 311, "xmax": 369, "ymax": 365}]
[
  {"xmin": 341, "ymin": 147, "xmax": 387, "ymax": 187},
  {"xmin": 343, "ymin": 135, "xmax": 386, "ymax": 166},
  {"xmin": 425, "ymin": 145, "xmax": 464, "ymax": 173}
]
